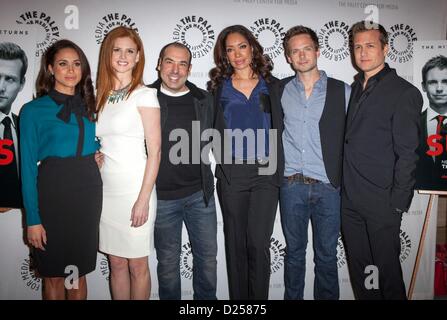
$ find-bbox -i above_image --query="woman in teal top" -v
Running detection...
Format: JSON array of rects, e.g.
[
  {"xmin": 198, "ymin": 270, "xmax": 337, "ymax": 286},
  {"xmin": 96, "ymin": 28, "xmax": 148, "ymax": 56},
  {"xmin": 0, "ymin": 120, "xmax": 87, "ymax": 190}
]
[{"xmin": 20, "ymin": 40, "xmax": 102, "ymax": 300}]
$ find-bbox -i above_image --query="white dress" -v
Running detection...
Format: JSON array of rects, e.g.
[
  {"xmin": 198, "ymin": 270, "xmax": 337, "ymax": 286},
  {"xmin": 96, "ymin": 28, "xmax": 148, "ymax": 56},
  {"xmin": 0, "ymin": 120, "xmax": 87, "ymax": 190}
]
[{"xmin": 96, "ymin": 87, "xmax": 160, "ymax": 258}]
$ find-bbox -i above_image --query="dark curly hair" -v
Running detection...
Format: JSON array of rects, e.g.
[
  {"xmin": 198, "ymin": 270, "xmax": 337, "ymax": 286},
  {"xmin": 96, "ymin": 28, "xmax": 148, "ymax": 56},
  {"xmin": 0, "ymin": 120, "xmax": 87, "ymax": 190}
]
[
  {"xmin": 207, "ymin": 25, "xmax": 272, "ymax": 92},
  {"xmin": 36, "ymin": 39, "xmax": 96, "ymax": 120}
]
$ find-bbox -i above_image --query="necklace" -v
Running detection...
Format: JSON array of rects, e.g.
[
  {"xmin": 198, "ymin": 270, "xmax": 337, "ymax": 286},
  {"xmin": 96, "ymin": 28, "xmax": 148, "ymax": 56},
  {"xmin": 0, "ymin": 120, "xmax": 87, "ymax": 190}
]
[{"xmin": 107, "ymin": 83, "xmax": 131, "ymax": 104}]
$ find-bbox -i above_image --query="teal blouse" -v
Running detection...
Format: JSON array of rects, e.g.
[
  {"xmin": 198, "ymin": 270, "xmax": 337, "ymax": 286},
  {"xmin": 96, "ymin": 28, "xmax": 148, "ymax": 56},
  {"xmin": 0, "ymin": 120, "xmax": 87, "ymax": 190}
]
[{"xmin": 20, "ymin": 95, "xmax": 99, "ymax": 226}]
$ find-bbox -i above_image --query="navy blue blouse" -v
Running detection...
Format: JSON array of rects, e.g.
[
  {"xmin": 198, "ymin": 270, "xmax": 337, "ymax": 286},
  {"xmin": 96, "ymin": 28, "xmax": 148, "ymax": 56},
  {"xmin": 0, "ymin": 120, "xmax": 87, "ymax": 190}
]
[{"xmin": 220, "ymin": 77, "xmax": 272, "ymax": 160}]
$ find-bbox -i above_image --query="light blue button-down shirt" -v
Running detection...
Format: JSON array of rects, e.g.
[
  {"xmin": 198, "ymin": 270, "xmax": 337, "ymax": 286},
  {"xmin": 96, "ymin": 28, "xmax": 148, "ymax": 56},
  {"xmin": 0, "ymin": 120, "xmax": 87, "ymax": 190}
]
[{"xmin": 281, "ymin": 71, "xmax": 350, "ymax": 182}]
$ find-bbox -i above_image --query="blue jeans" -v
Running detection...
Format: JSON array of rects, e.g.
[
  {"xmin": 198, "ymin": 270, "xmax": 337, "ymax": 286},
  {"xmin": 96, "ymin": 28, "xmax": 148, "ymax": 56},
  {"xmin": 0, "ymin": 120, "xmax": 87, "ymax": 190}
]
[
  {"xmin": 155, "ymin": 190, "xmax": 217, "ymax": 300},
  {"xmin": 280, "ymin": 178, "xmax": 341, "ymax": 300}
]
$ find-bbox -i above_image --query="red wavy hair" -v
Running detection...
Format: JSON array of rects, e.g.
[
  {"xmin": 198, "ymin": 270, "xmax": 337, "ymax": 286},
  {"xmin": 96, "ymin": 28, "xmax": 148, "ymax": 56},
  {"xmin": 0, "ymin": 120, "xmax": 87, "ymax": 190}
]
[{"xmin": 96, "ymin": 26, "xmax": 145, "ymax": 113}]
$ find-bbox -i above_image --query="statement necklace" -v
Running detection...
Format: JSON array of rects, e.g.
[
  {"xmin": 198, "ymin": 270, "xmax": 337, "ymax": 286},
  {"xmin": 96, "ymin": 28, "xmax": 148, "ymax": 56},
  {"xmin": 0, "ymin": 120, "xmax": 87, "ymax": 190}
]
[{"xmin": 108, "ymin": 83, "xmax": 131, "ymax": 104}]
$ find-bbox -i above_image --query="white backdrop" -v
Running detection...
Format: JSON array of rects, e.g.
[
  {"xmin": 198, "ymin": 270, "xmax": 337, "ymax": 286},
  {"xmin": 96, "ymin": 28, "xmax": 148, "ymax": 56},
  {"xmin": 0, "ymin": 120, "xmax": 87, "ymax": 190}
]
[{"xmin": 1, "ymin": 0, "xmax": 446, "ymax": 300}]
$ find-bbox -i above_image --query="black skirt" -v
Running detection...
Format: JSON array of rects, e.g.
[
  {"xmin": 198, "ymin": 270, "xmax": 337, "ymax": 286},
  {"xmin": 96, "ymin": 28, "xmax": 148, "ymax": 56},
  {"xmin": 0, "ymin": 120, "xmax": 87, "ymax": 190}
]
[{"xmin": 33, "ymin": 154, "xmax": 102, "ymax": 278}]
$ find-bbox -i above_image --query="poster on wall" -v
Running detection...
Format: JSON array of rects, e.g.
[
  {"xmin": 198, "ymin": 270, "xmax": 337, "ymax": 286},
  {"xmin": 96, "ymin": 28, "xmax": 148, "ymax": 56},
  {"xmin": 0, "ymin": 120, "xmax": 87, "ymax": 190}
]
[
  {"xmin": 414, "ymin": 41, "xmax": 447, "ymax": 192},
  {"xmin": 0, "ymin": 26, "xmax": 36, "ymax": 210}
]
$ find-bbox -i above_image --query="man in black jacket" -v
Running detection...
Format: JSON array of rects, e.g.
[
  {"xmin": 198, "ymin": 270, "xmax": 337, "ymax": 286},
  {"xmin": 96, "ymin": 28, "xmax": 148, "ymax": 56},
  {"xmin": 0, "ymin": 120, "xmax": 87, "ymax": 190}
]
[
  {"xmin": 0, "ymin": 42, "xmax": 27, "ymax": 210},
  {"xmin": 342, "ymin": 21, "xmax": 423, "ymax": 299},
  {"xmin": 148, "ymin": 42, "xmax": 217, "ymax": 300},
  {"xmin": 415, "ymin": 55, "xmax": 447, "ymax": 191}
]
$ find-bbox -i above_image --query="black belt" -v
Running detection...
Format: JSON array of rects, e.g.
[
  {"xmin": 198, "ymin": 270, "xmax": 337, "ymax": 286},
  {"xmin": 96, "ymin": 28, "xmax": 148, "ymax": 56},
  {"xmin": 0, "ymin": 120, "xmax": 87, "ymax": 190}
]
[{"xmin": 286, "ymin": 173, "xmax": 321, "ymax": 184}]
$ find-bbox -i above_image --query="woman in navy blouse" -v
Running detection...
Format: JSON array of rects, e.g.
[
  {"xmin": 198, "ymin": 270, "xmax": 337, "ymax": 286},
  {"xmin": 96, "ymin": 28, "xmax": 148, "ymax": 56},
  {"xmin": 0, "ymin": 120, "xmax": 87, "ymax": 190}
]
[
  {"xmin": 20, "ymin": 40, "xmax": 102, "ymax": 300},
  {"xmin": 208, "ymin": 25, "xmax": 284, "ymax": 300}
]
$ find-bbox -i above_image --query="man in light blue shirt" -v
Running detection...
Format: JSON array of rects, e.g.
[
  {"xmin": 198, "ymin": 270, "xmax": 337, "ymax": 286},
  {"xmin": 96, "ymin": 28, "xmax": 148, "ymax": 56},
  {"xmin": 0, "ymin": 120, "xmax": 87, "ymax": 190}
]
[{"xmin": 279, "ymin": 25, "xmax": 350, "ymax": 300}]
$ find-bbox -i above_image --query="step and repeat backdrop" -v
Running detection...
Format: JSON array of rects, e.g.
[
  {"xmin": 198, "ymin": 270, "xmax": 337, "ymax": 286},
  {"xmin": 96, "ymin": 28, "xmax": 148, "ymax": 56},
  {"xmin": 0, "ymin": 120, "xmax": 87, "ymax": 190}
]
[{"xmin": 1, "ymin": 0, "xmax": 447, "ymax": 299}]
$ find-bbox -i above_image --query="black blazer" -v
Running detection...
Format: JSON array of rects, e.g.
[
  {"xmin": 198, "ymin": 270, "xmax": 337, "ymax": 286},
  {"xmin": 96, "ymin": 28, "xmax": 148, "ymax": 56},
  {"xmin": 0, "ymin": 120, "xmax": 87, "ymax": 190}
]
[
  {"xmin": 12, "ymin": 112, "xmax": 19, "ymax": 159},
  {"xmin": 343, "ymin": 69, "xmax": 423, "ymax": 212},
  {"xmin": 278, "ymin": 76, "xmax": 346, "ymax": 187},
  {"xmin": 213, "ymin": 76, "xmax": 285, "ymax": 186},
  {"xmin": 12, "ymin": 113, "xmax": 19, "ymax": 130},
  {"xmin": 0, "ymin": 112, "xmax": 22, "ymax": 208},
  {"xmin": 1, "ymin": 112, "xmax": 19, "ymax": 155}
]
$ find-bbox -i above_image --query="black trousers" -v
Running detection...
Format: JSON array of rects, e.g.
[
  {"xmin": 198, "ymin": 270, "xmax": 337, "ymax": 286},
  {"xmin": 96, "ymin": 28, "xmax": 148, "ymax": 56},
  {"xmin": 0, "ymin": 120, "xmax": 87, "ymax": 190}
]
[
  {"xmin": 341, "ymin": 194, "xmax": 406, "ymax": 300},
  {"xmin": 217, "ymin": 163, "xmax": 279, "ymax": 300}
]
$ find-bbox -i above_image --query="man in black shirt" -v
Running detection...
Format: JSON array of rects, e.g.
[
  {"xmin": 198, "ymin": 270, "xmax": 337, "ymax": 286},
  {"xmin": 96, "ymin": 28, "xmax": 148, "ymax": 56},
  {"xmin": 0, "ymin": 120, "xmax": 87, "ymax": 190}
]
[
  {"xmin": 148, "ymin": 42, "xmax": 217, "ymax": 300},
  {"xmin": 342, "ymin": 21, "xmax": 422, "ymax": 299}
]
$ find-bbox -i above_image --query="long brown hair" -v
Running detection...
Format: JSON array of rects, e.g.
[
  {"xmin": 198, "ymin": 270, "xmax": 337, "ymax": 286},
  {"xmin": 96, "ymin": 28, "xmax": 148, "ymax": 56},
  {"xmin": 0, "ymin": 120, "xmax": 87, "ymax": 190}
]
[
  {"xmin": 35, "ymin": 39, "xmax": 96, "ymax": 120},
  {"xmin": 96, "ymin": 27, "xmax": 145, "ymax": 112},
  {"xmin": 207, "ymin": 25, "xmax": 272, "ymax": 92}
]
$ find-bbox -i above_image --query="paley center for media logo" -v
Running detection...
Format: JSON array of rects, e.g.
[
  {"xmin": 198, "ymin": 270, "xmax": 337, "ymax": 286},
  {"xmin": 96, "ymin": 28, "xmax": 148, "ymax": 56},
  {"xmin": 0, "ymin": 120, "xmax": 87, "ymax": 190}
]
[
  {"xmin": 172, "ymin": 15, "xmax": 215, "ymax": 59},
  {"xmin": 318, "ymin": 20, "xmax": 350, "ymax": 62},
  {"xmin": 16, "ymin": 10, "xmax": 60, "ymax": 57},
  {"xmin": 94, "ymin": 12, "xmax": 139, "ymax": 45},
  {"xmin": 270, "ymin": 237, "xmax": 286, "ymax": 274},
  {"xmin": 250, "ymin": 18, "xmax": 286, "ymax": 60},
  {"xmin": 20, "ymin": 256, "xmax": 41, "ymax": 292},
  {"xmin": 387, "ymin": 23, "xmax": 417, "ymax": 64}
]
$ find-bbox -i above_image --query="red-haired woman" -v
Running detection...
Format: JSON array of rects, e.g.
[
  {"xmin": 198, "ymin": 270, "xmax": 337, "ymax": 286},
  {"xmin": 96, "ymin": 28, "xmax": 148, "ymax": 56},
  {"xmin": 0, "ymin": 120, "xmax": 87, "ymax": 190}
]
[{"xmin": 96, "ymin": 27, "xmax": 161, "ymax": 300}]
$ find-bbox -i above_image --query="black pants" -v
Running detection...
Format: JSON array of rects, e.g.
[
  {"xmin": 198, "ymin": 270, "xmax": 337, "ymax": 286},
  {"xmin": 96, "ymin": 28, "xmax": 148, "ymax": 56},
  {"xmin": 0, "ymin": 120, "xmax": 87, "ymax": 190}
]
[
  {"xmin": 217, "ymin": 163, "xmax": 279, "ymax": 300},
  {"xmin": 341, "ymin": 195, "xmax": 406, "ymax": 300}
]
